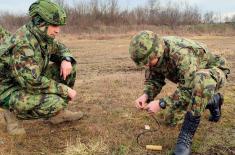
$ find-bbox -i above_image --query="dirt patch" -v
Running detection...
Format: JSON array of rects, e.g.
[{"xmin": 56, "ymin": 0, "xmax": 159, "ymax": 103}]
[{"xmin": 0, "ymin": 35, "xmax": 234, "ymax": 155}]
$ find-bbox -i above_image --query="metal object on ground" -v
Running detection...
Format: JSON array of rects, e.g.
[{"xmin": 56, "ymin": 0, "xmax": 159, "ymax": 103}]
[
  {"xmin": 137, "ymin": 114, "xmax": 162, "ymax": 151},
  {"xmin": 146, "ymin": 145, "xmax": 162, "ymax": 151}
]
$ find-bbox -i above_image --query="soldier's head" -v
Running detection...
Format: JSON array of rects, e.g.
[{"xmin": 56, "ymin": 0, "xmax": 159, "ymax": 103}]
[
  {"xmin": 129, "ymin": 30, "xmax": 164, "ymax": 67},
  {"xmin": 29, "ymin": 0, "xmax": 67, "ymax": 38}
]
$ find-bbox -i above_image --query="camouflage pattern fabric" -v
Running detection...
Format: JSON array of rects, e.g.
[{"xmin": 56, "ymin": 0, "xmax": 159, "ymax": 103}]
[
  {"xmin": 162, "ymin": 68, "xmax": 226, "ymax": 125},
  {"xmin": 143, "ymin": 36, "xmax": 229, "ymax": 125},
  {"xmin": 129, "ymin": 31, "xmax": 165, "ymax": 66},
  {"xmin": 10, "ymin": 63, "xmax": 76, "ymax": 119},
  {"xmin": 29, "ymin": 0, "xmax": 67, "ymax": 26},
  {"xmin": 0, "ymin": 25, "xmax": 11, "ymax": 44},
  {"xmin": 0, "ymin": 22, "xmax": 76, "ymax": 119}
]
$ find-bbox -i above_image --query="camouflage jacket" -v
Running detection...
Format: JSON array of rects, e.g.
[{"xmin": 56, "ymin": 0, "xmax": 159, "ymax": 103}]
[
  {"xmin": 144, "ymin": 36, "xmax": 230, "ymax": 102},
  {"xmin": 0, "ymin": 22, "xmax": 76, "ymax": 101},
  {"xmin": 0, "ymin": 25, "xmax": 11, "ymax": 44}
]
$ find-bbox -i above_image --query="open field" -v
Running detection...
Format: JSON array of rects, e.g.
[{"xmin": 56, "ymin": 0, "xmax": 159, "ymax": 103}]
[{"xmin": 0, "ymin": 34, "xmax": 234, "ymax": 155}]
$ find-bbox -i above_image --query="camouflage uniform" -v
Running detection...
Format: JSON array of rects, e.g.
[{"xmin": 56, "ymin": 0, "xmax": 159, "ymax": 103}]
[
  {"xmin": 0, "ymin": 26, "xmax": 11, "ymax": 44},
  {"xmin": 130, "ymin": 32, "xmax": 230, "ymax": 125},
  {"xmin": 0, "ymin": 23, "xmax": 76, "ymax": 119}
]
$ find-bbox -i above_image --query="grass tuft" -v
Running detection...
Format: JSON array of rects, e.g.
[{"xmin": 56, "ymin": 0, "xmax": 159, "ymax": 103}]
[{"xmin": 64, "ymin": 138, "xmax": 108, "ymax": 155}]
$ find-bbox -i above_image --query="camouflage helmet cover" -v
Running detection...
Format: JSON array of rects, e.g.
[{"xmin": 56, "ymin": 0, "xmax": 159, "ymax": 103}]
[
  {"xmin": 129, "ymin": 30, "xmax": 164, "ymax": 66},
  {"xmin": 29, "ymin": 0, "xmax": 67, "ymax": 25}
]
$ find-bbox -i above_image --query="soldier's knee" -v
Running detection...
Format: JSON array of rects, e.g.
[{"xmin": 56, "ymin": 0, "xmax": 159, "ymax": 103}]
[
  {"xmin": 43, "ymin": 95, "xmax": 67, "ymax": 110},
  {"xmin": 38, "ymin": 95, "xmax": 67, "ymax": 118},
  {"xmin": 192, "ymin": 70, "xmax": 217, "ymax": 98},
  {"xmin": 12, "ymin": 94, "xmax": 67, "ymax": 119}
]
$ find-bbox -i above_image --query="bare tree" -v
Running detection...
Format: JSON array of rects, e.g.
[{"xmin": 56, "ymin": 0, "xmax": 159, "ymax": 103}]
[
  {"xmin": 181, "ymin": 2, "xmax": 201, "ymax": 25},
  {"xmin": 0, "ymin": 12, "xmax": 29, "ymax": 30},
  {"xmin": 148, "ymin": 0, "xmax": 161, "ymax": 25},
  {"xmin": 54, "ymin": 0, "xmax": 65, "ymax": 7},
  {"xmin": 108, "ymin": 0, "xmax": 118, "ymax": 17},
  {"xmin": 1, "ymin": 0, "xmax": 228, "ymax": 33},
  {"xmin": 231, "ymin": 14, "xmax": 235, "ymax": 22},
  {"xmin": 203, "ymin": 11, "xmax": 215, "ymax": 24}
]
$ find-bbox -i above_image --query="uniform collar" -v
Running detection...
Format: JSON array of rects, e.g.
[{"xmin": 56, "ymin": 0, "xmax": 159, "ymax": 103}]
[{"xmin": 26, "ymin": 21, "xmax": 54, "ymax": 45}]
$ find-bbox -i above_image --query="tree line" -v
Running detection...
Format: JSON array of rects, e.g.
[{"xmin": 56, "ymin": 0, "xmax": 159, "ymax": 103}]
[{"xmin": 0, "ymin": 0, "xmax": 235, "ymax": 32}]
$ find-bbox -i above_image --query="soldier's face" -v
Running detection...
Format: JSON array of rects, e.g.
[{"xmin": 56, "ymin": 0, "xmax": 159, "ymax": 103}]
[
  {"xmin": 145, "ymin": 57, "xmax": 159, "ymax": 67},
  {"xmin": 47, "ymin": 25, "xmax": 61, "ymax": 38}
]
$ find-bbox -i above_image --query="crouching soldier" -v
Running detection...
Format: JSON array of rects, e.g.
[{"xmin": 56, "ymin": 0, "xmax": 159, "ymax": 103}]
[
  {"xmin": 129, "ymin": 31, "xmax": 230, "ymax": 154},
  {"xmin": 0, "ymin": 0, "xmax": 83, "ymax": 135}
]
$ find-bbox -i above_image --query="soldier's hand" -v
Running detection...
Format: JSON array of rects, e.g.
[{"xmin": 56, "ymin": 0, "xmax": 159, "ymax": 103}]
[
  {"xmin": 68, "ymin": 87, "xmax": 77, "ymax": 101},
  {"xmin": 145, "ymin": 100, "xmax": 161, "ymax": 114},
  {"xmin": 60, "ymin": 60, "xmax": 72, "ymax": 80},
  {"xmin": 135, "ymin": 94, "xmax": 148, "ymax": 109}
]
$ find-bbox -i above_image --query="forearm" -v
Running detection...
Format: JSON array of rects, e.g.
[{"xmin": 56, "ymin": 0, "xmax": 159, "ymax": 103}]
[
  {"xmin": 144, "ymin": 83, "xmax": 162, "ymax": 102},
  {"xmin": 144, "ymin": 68, "xmax": 165, "ymax": 102},
  {"xmin": 51, "ymin": 41, "xmax": 76, "ymax": 64},
  {"xmin": 159, "ymin": 96, "xmax": 173, "ymax": 108}
]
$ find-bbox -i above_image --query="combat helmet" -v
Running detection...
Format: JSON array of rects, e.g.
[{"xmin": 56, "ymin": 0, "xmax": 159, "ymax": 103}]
[
  {"xmin": 29, "ymin": 0, "xmax": 67, "ymax": 26},
  {"xmin": 129, "ymin": 30, "xmax": 164, "ymax": 66}
]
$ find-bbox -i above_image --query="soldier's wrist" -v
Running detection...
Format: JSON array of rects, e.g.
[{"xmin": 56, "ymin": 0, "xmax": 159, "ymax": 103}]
[
  {"xmin": 144, "ymin": 93, "xmax": 152, "ymax": 103},
  {"xmin": 159, "ymin": 98, "xmax": 166, "ymax": 109},
  {"xmin": 143, "ymin": 93, "xmax": 148, "ymax": 99},
  {"xmin": 62, "ymin": 56, "xmax": 72, "ymax": 62}
]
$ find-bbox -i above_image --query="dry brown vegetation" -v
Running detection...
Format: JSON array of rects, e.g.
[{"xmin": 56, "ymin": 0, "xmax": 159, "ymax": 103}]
[
  {"xmin": 1, "ymin": 0, "xmax": 235, "ymax": 35},
  {"xmin": 0, "ymin": 1, "xmax": 235, "ymax": 154},
  {"xmin": 0, "ymin": 33, "xmax": 234, "ymax": 155}
]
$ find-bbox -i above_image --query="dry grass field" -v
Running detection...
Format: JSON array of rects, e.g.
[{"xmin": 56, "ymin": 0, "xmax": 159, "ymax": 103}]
[{"xmin": 0, "ymin": 33, "xmax": 234, "ymax": 155}]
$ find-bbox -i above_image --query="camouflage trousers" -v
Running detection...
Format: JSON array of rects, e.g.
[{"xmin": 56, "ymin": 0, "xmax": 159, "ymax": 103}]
[
  {"xmin": 164, "ymin": 67, "xmax": 226, "ymax": 126},
  {"xmin": 8, "ymin": 63, "xmax": 76, "ymax": 119}
]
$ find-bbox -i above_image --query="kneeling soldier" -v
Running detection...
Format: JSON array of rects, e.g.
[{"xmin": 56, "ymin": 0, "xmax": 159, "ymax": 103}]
[{"xmin": 129, "ymin": 31, "xmax": 230, "ymax": 154}]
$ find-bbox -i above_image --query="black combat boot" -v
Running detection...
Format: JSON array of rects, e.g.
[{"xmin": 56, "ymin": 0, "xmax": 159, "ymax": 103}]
[
  {"xmin": 173, "ymin": 112, "xmax": 201, "ymax": 155},
  {"xmin": 206, "ymin": 93, "xmax": 223, "ymax": 122}
]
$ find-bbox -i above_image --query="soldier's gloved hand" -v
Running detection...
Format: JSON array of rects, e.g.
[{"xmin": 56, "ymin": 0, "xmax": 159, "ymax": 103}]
[
  {"xmin": 145, "ymin": 100, "xmax": 161, "ymax": 114},
  {"xmin": 60, "ymin": 60, "xmax": 72, "ymax": 80},
  {"xmin": 135, "ymin": 94, "xmax": 148, "ymax": 109},
  {"xmin": 68, "ymin": 87, "xmax": 77, "ymax": 101}
]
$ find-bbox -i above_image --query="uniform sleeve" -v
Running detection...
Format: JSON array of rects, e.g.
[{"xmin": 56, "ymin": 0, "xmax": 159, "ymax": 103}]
[
  {"xmin": 11, "ymin": 45, "xmax": 69, "ymax": 98},
  {"xmin": 144, "ymin": 68, "xmax": 166, "ymax": 102},
  {"xmin": 50, "ymin": 40, "xmax": 76, "ymax": 64}
]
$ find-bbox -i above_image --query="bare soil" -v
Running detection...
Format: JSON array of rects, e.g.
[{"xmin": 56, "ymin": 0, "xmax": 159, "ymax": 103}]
[{"xmin": 0, "ymin": 34, "xmax": 234, "ymax": 155}]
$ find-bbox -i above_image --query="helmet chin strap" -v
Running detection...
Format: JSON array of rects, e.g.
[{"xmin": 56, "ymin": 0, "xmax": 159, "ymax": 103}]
[
  {"xmin": 37, "ymin": 25, "xmax": 48, "ymax": 36},
  {"xmin": 38, "ymin": 19, "xmax": 53, "ymax": 34},
  {"xmin": 38, "ymin": 25, "xmax": 46, "ymax": 32},
  {"xmin": 43, "ymin": 25, "xmax": 49, "ymax": 34},
  {"xmin": 34, "ymin": 22, "xmax": 54, "ymax": 43}
]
